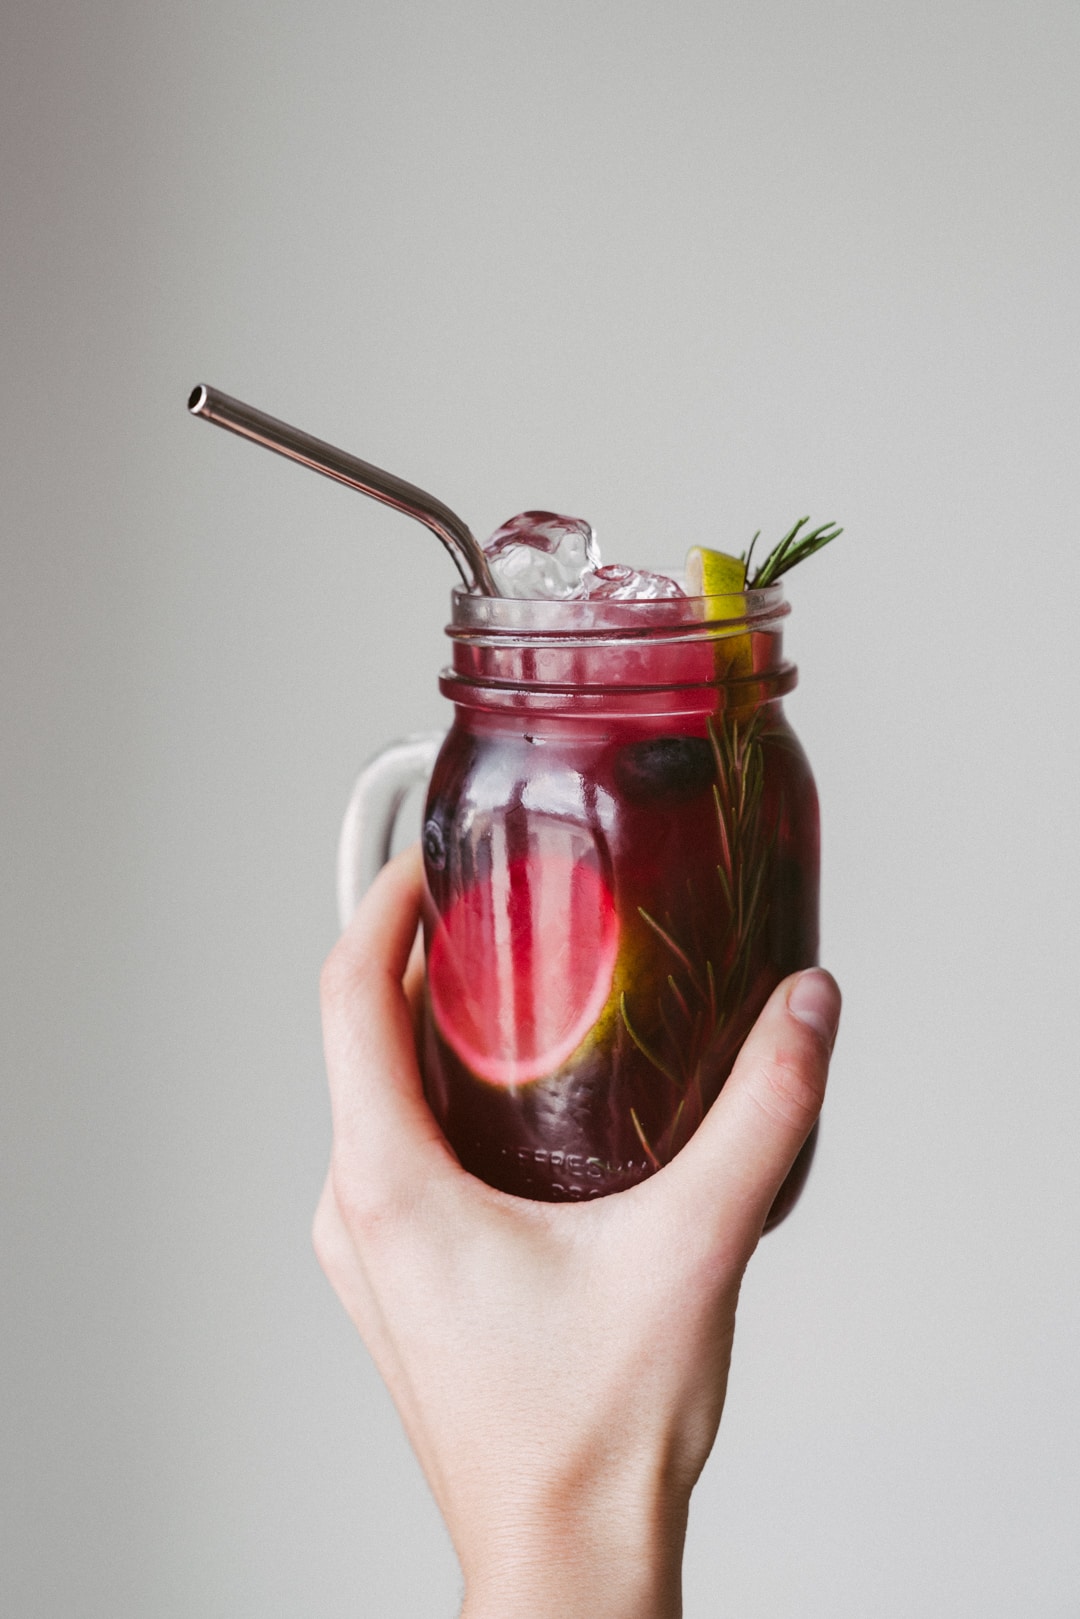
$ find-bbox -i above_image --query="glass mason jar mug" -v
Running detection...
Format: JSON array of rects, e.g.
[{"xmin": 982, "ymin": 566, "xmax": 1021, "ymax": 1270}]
[{"xmin": 339, "ymin": 582, "xmax": 820, "ymax": 1225}]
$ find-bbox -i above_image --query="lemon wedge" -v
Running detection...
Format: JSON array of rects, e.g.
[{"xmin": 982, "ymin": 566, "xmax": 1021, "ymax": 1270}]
[
  {"xmin": 685, "ymin": 545, "xmax": 754, "ymax": 700},
  {"xmin": 685, "ymin": 546, "xmax": 746, "ymax": 596}
]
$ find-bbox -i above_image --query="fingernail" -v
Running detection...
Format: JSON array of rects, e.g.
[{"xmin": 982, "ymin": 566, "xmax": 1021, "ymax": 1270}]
[{"xmin": 788, "ymin": 969, "xmax": 841, "ymax": 1049}]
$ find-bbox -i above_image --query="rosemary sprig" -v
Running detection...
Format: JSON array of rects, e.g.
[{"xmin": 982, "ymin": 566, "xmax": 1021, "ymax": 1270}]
[
  {"xmin": 708, "ymin": 711, "xmax": 774, "ymax": 1010},
  {"xmin": 637, "ymin": 907, "xmax": 707, "ymax": 1001},
  {"xmin": 630, "ymin": 1107, "xmax": 662, "ymax": 1171},
  {"xmin": 620, "ymin": 992, "xmax": 682, "ymax": 1089},
  {"xmin": 619, "ymin": 709, "xmax": 779, "ymax": 1162},
  {"xmin": 741, "ymin": 516, "xmax": 842, "ymax": 588}
]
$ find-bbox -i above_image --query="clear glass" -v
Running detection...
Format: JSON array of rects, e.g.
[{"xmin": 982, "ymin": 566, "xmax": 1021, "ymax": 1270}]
[{"xmin": 419, "ymin": 584, "xmax": 821, "ymax": 1222}]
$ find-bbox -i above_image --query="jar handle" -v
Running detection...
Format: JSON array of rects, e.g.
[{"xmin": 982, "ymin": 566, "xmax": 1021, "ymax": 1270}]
[{"xmin": 336, "ymin": 732, "xmax": 446, "ymax": 927}]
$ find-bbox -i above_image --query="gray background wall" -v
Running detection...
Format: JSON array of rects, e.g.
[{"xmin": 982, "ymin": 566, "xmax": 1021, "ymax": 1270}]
[{"xmin": 3, "ymin": 1, "xmax": 1078, "ymax": 1614}]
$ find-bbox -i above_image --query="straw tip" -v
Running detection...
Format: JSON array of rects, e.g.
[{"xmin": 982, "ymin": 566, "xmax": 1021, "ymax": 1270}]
[{"xmin": 187, "ymin": 384, "xmax": 208, "ymax": 414}]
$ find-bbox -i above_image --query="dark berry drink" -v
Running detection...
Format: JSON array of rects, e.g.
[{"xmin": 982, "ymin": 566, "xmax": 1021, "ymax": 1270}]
[{"xmin": 420, "ymin": 586, "xmax": 819, "ymax": 1218}]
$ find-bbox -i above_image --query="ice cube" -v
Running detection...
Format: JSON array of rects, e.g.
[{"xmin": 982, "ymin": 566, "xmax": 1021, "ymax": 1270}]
[
  {"xmin": 584, "ymin": 564, "xmax": 685, "ymax": 601},
  {"xmin": 483, "ymin": 511, "xmax": 685, "ymax": 603},
  {"xmin": 484, "ymin": 511, "xmax": 601, "ymax": 600}
]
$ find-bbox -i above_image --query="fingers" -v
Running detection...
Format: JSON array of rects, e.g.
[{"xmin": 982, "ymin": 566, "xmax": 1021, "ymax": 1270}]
[
  {"xmin": 320, "ymin": 845, "xmax": 456, "ymax": 1212},
  {"xmin": 658, "ymin": 969, "xmax": 841, "ymax": 1259},
  {"xmin": 403, "ymin": 922, "xmax": 427, "ymax": 1034}
]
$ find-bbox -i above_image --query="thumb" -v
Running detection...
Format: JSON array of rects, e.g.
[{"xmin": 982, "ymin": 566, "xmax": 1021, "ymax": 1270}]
[{"xmin": 659, "ymin": 968, "xmax": 841, "ymax": 1255}]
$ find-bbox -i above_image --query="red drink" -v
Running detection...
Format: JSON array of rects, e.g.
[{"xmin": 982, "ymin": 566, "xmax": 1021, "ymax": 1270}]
[{"xmin": 420, "ymin": 585, "xmax": 820, "ymax": 1219}]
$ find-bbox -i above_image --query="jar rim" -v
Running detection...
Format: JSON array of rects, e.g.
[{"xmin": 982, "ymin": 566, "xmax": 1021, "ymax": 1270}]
[{"xmin": 449, "ymin": 581, "xmax": 789, "ymax": 641}]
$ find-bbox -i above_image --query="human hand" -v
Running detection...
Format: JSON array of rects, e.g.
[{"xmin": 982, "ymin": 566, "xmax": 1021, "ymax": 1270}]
[{"xmin": 315, "ymin": 846, "xmax": 840, "ymax": 1619}]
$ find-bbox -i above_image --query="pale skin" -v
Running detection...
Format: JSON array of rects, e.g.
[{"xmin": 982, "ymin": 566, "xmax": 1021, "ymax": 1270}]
[{"xmin": 315, "ymin": 845, "xmax": 841, "ymax": 1619}]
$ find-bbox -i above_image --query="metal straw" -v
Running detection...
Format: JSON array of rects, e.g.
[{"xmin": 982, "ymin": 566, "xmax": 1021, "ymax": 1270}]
[{"xmin": 187, "ymin": 384, "xmax": 497, "ymax": 595}]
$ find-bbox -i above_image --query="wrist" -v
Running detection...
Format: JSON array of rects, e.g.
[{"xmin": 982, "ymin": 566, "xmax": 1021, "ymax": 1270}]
[{"xmin": 457, "ymin": 1484, "xmax": 688, "ymax": 1619}]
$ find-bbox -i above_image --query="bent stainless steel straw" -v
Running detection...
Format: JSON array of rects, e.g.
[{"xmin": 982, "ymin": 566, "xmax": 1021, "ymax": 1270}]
[{"xmin": 187, "ymin": 384, "xmax": 497, "ymax": 595}]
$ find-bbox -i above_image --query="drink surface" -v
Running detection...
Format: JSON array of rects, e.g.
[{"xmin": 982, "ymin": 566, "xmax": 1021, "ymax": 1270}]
[{"xmin": 419, "ymin": 590, "xmax": 820, "ymax": 1210}]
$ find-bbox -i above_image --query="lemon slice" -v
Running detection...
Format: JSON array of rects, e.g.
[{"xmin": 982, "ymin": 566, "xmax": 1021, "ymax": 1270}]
[{"xmin": 685, "ymin": 545, "xmax": 754, "ymax": 702}]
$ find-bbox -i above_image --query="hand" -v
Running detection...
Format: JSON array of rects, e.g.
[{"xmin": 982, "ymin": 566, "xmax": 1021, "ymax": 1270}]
[{"xmin": 315, "ymin": 846, "xmax": 840, "ymax": 1619}]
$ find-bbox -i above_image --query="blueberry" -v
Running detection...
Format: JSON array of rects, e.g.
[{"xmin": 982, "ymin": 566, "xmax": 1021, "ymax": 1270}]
[
  {"xmin": 423, "ymin": 817, "xmax": 447, "ymax": 870},
  {"xmin": 613, "ymin": 736, "xmax": 715, "ymax": 802}
]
